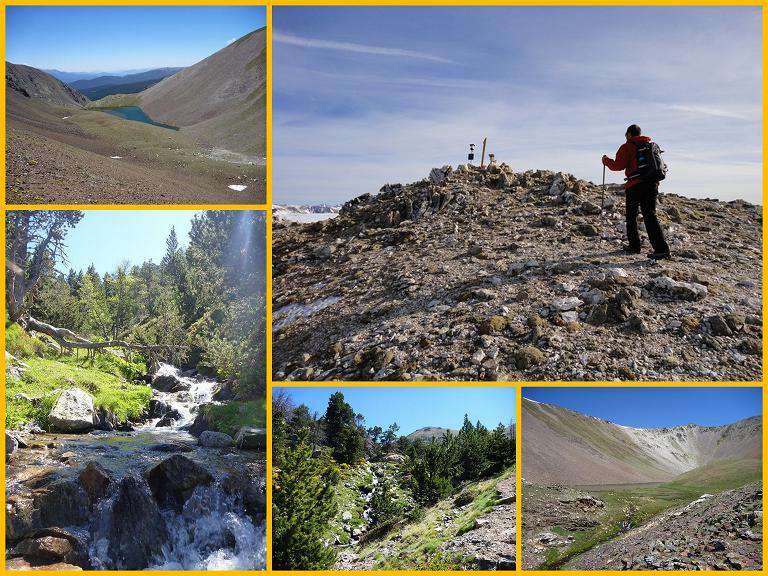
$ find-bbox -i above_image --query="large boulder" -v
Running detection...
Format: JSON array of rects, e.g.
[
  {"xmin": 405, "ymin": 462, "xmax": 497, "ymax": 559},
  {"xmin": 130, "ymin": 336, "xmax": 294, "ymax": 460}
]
[
  {"xmin": 234, "ymin": 427, "xmax": 266, "ymax": 450},
  {"xmin": 220, "ymin": 471, "xmax": 266, "ymax": 520},
  {"xmin": 199, "ymin": 431, "xmax": 233, "ymax": 448},
  {"xmin": 101, "ymin": 475, "xmax": 168, "ymax": 569},
  {"xmin": 33, "ymin": 477, "xmax": 90, "ymax": 528},
  {"xmin": 146, "ymin": 454, "xmax": 213, "ymax": 512},
  {"xmin": 154, "ymin": 408, "xmax": 182, "ymax": 428},
  {"xmin": 48, "ymin": 389, "xmax": 94, "ymax": 432}
]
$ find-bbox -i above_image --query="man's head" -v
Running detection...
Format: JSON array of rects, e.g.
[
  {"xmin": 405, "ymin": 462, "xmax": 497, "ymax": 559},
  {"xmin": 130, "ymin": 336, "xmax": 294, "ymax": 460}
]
[{"xmin": 625, "ymin": 124, "xmax": 642, "ymax": 140}]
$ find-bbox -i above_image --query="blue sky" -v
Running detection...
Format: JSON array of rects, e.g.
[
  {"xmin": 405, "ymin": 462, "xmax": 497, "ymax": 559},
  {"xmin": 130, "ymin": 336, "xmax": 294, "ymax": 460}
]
[
  {"xmin": 273, "ymin": 6, "xmax": 762, "ymax": 205},
  {"xmin": 278, "ymin": 387, "xmax": 516, "ymax": 433},
  {"xmin": 7, "ymin": 6, "xmax": 266, "ymax": 71},
  {"xmin": 524, "ymin": 387, "xmax": 762, "ymax": 428},
  {"xmin": 63, "ymin": 211, "xmax": 200, "ymax": 274}
]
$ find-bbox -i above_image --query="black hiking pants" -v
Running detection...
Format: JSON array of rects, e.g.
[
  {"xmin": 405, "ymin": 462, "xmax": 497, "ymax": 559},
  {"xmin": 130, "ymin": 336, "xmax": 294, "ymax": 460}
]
[{"xmin": 625, "ymin": 181, "xmax": 670, "ymax": 254}]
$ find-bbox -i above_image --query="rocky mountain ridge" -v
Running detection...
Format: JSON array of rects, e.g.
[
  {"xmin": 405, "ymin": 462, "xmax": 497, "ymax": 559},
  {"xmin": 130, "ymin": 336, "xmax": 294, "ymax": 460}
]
[
  {"xmin": 522, "ymin": 398, "xmax": 761, "ymax": 486},
  {"xmin": 7, "ymin": 62, "xmax": 89, "ymax": 107},
  {"xmin": 273, "ymin": 162, "xmax": 762, "ymax": 381}
]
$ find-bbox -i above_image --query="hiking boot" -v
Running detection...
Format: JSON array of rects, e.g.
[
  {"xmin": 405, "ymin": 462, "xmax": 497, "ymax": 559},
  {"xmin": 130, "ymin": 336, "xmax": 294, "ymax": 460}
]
[
  {"xmin": 648, "ymin": 251, "xmax": 671, "ymax": 260},
  {"xmin": 622, "ymin": 245, "xmax": 641, "ymax": 254}
]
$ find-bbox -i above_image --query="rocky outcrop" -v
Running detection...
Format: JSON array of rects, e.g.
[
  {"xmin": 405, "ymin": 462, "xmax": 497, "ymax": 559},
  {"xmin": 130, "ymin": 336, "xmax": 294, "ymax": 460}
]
[
  {"xmin": 48, "ymin": 389, "xmax": 94, "ymax": 432},
  {"xmin": 273, "ymin": 164, "xmax": 761, "ymax": 381}
]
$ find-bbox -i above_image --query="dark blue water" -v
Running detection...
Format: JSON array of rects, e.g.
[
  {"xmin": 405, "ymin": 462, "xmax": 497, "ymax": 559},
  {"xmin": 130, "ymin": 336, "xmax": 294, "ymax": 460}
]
[{"xmin": 101, "ymin": 106, "xmax": 178, "ymax": 130}]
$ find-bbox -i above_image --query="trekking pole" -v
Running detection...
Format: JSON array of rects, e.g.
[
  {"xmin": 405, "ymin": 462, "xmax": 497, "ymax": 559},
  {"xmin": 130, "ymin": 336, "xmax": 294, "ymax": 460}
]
[{"xmin": 601, "ymin": 163, "xmax": 606, "ymax": 209}]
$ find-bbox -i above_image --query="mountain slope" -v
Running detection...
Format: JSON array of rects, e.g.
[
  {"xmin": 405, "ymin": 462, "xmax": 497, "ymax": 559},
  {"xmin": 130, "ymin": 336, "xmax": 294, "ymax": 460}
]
[
  {"xmin": 272, "ymin": 164, "xmax": 762, "ymax": 382},
  {"xmin": 139, "ymin": 28, "xmax": 266, "ymax": 155},
  {"xmin": 521, "ymin": 398, "xmax": 761, "ymax": 486},
  {"xmin": 7, "ymin": 62, "xmax": 89, "ymax": 107}
]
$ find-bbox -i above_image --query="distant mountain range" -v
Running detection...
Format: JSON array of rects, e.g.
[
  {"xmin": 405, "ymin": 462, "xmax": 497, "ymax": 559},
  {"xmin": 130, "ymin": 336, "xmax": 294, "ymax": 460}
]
[
  {"xmin": 273, "ymin": 204, "xmax": 341, "ymax": 223},
  {"xmin": 70, "ymin": 68, "xmax": 183, "ymax": 99},
  {"xmin": 43, "ymin": 67, "xmax": 175, "ymax": 83}
]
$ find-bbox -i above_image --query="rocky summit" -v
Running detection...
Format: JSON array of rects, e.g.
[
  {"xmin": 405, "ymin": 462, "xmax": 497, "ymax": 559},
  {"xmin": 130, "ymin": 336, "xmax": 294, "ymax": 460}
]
[{"xmin": 273, "ymin": 162, "xmax": 762, "ymax": 381}]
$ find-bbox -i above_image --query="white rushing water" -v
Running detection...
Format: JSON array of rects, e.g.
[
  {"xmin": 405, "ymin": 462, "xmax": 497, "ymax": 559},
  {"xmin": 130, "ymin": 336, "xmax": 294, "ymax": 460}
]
[
  {"xmin": 87, "ymin": 363, "xmax": 266, "ymax": 570},
  {"xmin": 151, "ymin": 485, "xmax": 266, "ymax": 570},
  {"xmin": 144, "ymin": 363, "xmax": 218, "ymax": 430}
]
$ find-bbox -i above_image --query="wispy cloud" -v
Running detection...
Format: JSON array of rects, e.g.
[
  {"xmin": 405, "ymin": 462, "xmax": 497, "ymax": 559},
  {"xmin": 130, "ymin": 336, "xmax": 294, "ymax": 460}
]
[
  {"xmin": 669, "ymin": 104, "xmax": 757, "ymax": 121},
  {"xmin": 273, "ymin": 30, "xmax": 455, "ymax": 64}
]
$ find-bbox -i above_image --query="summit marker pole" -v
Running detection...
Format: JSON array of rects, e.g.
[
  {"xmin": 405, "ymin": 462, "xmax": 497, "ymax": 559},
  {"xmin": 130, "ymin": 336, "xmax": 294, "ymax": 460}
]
[
  {"xmin": 601, "ymin": 164, "xmax": 606, "ymax": 209},
  {"xmin": 480, "ymin": 137, "xmax": 487, "ymax": 168}
]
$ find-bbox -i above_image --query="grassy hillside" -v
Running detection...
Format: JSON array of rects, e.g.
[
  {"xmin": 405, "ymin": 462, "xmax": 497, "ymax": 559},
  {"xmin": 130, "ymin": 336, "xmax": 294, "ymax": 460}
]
[
  {"xmin": 534, "ymin": 458, "xmax": 762, "ymax": 570},
  {"xmin": 6, "ymin": 324, "xmax": 150, "ymax": 430},
  {"xmin": 350, "ymin": 466, "xmax": 514, "ymax": 570}
]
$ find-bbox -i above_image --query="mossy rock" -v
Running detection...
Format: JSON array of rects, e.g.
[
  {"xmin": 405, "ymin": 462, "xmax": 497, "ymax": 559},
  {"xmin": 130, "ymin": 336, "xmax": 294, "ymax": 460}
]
[
  {"xmin": 478, "ymin": 315, "xmax": 507, "ymax": 335},
  {"xmin": 513, "ymin": 345, "xmax": 545, "ymax": 369}
]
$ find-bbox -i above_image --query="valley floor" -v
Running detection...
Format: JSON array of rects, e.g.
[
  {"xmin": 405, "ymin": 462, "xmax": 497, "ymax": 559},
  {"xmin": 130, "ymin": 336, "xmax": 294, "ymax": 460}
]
[
  {"xmin": 522, "ymin": 475, "xmax": 762, "ymax": 570},
  {"xmin": 6, "ymin": 96, "xmax": 265, "ymax": 204}
]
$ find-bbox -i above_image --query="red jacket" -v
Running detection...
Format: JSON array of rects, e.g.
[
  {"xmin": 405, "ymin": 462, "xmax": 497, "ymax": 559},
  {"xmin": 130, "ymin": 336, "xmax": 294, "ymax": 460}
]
[{"xmin": 603, "ymin": 135, "xmax": 651, "ymax": 189}]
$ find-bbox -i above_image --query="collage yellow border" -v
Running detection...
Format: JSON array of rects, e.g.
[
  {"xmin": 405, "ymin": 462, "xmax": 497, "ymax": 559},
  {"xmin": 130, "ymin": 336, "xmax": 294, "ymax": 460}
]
[{"xmin": 1, "ymin": 1, "xmax": 765, "ymax": 575}]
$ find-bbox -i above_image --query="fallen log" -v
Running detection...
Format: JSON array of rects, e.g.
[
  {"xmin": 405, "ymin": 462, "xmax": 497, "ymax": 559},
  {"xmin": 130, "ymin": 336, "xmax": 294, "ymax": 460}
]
[{"xmin": 25, "ymin": 316, "xmax": 186, "ymax": 357}]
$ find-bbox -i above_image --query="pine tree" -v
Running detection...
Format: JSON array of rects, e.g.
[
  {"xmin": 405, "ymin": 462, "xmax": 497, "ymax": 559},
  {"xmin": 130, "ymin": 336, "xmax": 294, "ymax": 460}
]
[
  {"xmin": 273, "ymin": 430, "xmax": 339, "ymax": 569},
  {"xmin": 324, "ymin": 392, "xmax": 364, "ymax": 464}
]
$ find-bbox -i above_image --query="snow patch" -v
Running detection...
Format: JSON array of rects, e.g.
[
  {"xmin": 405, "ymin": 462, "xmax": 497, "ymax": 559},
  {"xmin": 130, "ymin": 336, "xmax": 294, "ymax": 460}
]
[
  {"xmin": 228, "ymin": 184, "xmax": 248, "ymax": 192},
  {"xmin": 62, "ymin": 116, "xmax": 71, "ymax": 119},
  {"xmin": 273, "ymin": 296, "xmax": 340, "ymax": 332},
  {"xmin": 110, "ymin": 156, "xmax": 122, "ymax": 159}
]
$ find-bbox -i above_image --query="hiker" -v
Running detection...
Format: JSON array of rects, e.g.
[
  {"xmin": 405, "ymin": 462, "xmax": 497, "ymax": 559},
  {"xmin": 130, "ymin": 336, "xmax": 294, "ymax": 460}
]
[{"xmin": 602, "ymin": 124, "xmax": 671, "ymax": 260}]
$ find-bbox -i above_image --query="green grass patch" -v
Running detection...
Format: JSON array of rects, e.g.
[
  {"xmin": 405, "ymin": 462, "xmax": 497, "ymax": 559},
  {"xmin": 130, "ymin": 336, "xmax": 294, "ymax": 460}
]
[
  {"xmin": 6, "ymin": 323, "xmax": 46, "ymax": 358},
  {"xmin": 197, "ymin": 399, "xmax": 266, "ymax": 437},
  {"xmin": 6, "ymin": 354, "xmax": 151, "ymax": 430}
]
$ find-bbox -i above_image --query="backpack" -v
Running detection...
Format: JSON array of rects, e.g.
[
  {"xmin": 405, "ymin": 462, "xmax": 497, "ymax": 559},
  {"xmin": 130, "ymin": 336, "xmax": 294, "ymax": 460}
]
[{"xmin": 627, "ymin": 141, "xmax": 667, "ymax": 183}]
